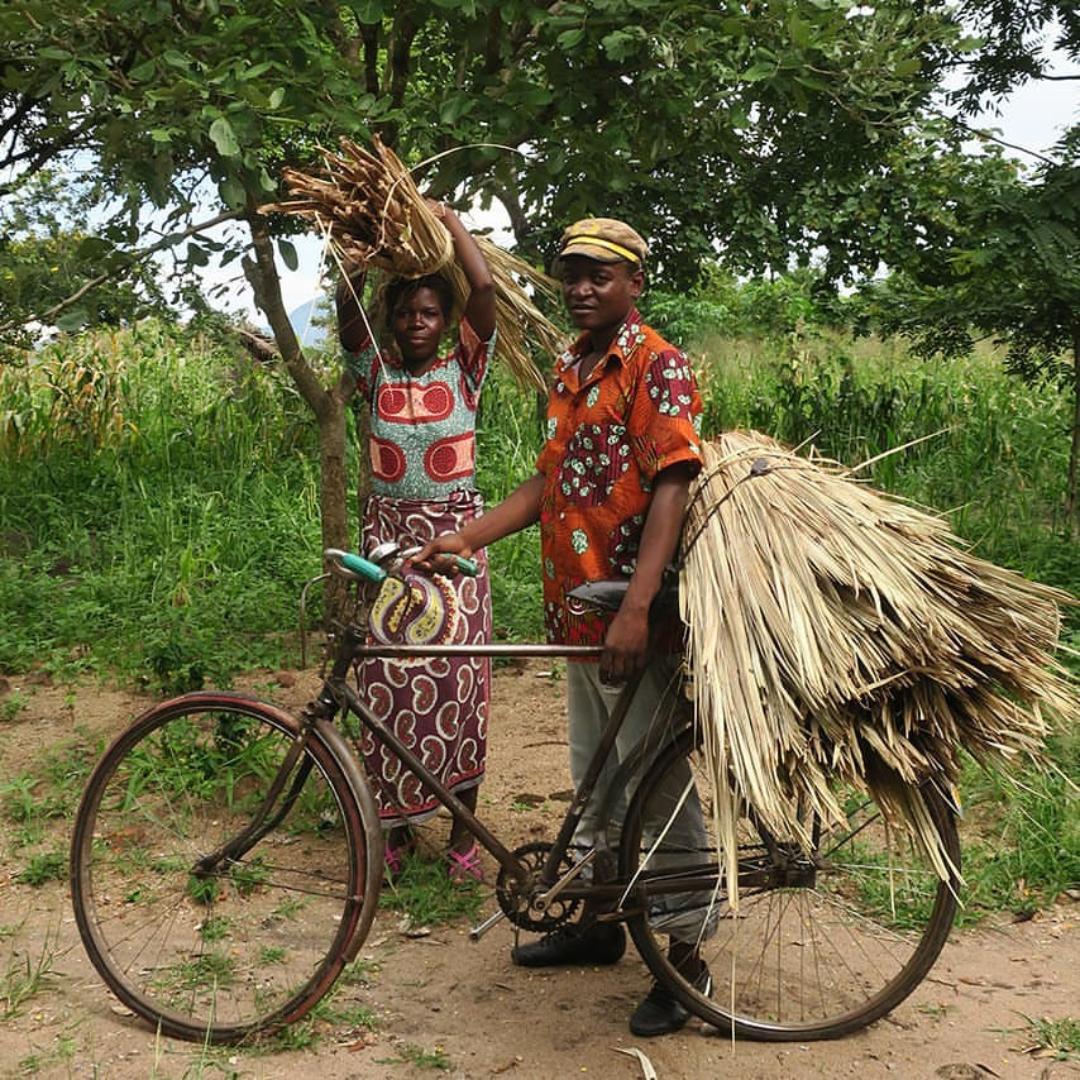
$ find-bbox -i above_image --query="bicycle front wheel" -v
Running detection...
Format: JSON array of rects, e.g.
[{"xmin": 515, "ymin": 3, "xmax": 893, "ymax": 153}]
[
  {"xmin": 71, "ymin": 693, "xmax": 379, "ymax": 1043},
  {"xmin": 620, "ymin": 730, "xmax": 960, "ymax": 1041}
]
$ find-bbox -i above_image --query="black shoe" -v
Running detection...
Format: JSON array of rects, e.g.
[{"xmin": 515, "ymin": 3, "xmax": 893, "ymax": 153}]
[
  {"xmin": 511, "ymin": 922, "xmax": 626, "ymax": 968},
  {"xmin": 629, "ymin": 967, "xmax": 712, "ymax": 1038}
]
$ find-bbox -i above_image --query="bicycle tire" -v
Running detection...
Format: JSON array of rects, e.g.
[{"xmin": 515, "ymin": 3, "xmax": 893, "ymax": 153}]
[
  {"xmin": 620, "ymin": 730, "xmax": 960, "ymax": 1041},
  {"xmin": 71, "ymin": 692, "xmax": 381, "ymax": 1043}
]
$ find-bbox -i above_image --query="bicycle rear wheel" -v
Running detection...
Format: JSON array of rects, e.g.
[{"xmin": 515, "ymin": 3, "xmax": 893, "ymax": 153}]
[
  {"xmin": 71, "ymin": 693, "xmax": 380, "ymax": 1043},
  {"xmin": 620, "ymin": 730, "xmax": 960, "ymax": 1040}
]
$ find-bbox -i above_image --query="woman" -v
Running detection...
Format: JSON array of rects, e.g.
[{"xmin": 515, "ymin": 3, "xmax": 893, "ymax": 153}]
[{"xmin": 336, "ymin": 202, "xmax": 495, "ymax": 881}]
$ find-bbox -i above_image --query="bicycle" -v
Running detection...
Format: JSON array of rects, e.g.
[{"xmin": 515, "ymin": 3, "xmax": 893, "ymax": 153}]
[{"xmin": 70, "ymin": 544, "xmax": 960, "ymax": 1045}]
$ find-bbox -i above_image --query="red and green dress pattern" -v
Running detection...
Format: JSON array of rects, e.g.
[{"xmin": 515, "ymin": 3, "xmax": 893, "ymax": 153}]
[{"xmin": 345, "ymin": 321, "xmax": 495, "ymax": 823}]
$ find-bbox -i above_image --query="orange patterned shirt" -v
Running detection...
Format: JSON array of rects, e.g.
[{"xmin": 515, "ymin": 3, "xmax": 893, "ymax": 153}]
[{"xmin": 535, "ymin": 307, "xmax": 703, "ymax": 645}]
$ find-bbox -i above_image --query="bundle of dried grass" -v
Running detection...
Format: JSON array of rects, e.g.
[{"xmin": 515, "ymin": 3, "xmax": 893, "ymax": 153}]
[
  {"xmin": 680, "ymin": 430, "xmax": 1077, "ymax": 898},
  {"xmin": 266, "ymin": 137, "xmax": 560, "ymax": 391}
]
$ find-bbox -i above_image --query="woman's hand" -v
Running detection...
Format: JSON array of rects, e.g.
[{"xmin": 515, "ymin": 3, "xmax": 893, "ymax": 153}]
[
  {"xmin": 407, "ymin": 531, "xmax": 474, "ymax": 575},
  {"xmin": 424, "ymin": 197, "xmax": 448, "ymax": 222}
]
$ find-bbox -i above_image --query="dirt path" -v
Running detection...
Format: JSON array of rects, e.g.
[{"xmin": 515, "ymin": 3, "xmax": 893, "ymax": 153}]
[{"xmin": 0, "ymin": 664, "xmax": 1076, "ymax": 1079}]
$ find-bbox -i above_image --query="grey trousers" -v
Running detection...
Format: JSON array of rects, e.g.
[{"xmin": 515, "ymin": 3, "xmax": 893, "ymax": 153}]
[{"xmin": 566, "ymin": 660, "xmax": 717, "ymax": 944}]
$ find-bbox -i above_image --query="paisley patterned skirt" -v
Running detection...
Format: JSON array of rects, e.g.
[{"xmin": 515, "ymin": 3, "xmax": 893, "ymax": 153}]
[{"xmin": 355, "ymin": 490, "xmax": 491, "ymax": 824}]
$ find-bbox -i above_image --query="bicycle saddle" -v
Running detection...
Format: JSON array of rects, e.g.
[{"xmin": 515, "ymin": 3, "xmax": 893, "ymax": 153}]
[{"xmin": 566, "ymin": 574, "xmax": 680, "ymax": 622}]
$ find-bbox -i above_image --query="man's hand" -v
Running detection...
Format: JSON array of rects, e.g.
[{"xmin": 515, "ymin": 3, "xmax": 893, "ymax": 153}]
[
  {"xmin": 600, "ymin": 601, "xmax": 650, "ymax": 684},
  {"xmin": 407, "ymin": 531, "xmax": 473, "ymax": 575}
]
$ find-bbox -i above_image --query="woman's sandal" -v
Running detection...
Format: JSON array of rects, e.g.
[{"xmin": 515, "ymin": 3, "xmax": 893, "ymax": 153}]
[
  {"xmin": 384, "ymin": 837, "xmax": 413, "ymax": 881},
  {"xmin": 447, "ymin": 842, "xmax": 483, "ymax": 883}
]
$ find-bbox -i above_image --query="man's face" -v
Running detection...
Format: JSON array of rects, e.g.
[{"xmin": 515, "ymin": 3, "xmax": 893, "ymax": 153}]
[{"xmin": 559, "ymin": 256, "xmax": 644, "ymax": 334}]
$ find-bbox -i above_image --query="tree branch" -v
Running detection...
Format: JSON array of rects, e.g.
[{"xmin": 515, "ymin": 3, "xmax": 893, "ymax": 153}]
[
  {"xmin": 361, "ymin": 23, "xmax": 379, "ymax": 96},
  {"xmin": 0, "ymin": 114, "xmax": 102, "ymax": 196},
  {"xmin": 933, "ymin": 109, "xmax": 1060, "ymax": 167},
  {"xmin": 244, "ymin": 213, "xmax": 331, "ymax": 419},
  {"xmin": 0, "ymin": 92, "xmax": 41, "ymax": 145},
  {"xmin": 0, "ymin": 208, "xmax": 244, "ymax": 336}
]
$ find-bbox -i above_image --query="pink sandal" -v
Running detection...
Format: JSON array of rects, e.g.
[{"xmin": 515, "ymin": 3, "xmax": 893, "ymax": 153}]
[
  {"xmin": 384, "ymin": 841, "xmax": 409, "ymax": 880},
  {"xmin": 447, "ymin": 842, "xmax": 484, "ymax": 883}
]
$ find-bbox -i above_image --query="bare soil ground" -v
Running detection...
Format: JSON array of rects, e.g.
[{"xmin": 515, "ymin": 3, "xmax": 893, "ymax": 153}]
[{"xmin": 0, "ymin": 662, "xmax": 1076, "ymax": 1079}]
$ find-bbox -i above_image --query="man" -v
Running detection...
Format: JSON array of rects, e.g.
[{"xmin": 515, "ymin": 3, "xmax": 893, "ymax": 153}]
[{"xmin": 414, "ymin": 218, "xmax": 711, "ymax": 1036}]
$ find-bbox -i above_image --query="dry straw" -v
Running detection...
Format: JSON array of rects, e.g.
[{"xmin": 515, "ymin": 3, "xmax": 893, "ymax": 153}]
[
  {"xmin": 265, "ymin": 137, "xmax": 562, "ymax": 391},
  {"xmin": 680, "ymin": 430, "xmax": 1078, "ymax": 902}
]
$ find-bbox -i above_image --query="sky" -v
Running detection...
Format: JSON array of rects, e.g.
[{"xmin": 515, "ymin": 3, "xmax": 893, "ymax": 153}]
[{"xmin": 205, "ymin": 53, "xmax": 1078, "ymax": 336}]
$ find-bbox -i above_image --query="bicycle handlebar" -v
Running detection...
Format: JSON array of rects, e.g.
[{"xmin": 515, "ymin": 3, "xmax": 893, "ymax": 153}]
[{"xmin": 324, "ymin": 548, "xmax": 479, "ymax": 581}]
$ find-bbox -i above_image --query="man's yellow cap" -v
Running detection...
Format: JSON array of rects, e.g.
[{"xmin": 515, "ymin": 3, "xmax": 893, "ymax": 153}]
[{"xmin": 556, "ymin": 217, "xmax": 648, "ymax": 267}]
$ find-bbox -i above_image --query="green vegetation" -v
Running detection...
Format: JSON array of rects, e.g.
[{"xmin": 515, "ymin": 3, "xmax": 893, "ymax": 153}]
[
  {"xmin": 1, "ymin": 927, "xmax": 58, "ymax": 1019},
  {"xmin": 379, "ymin": 851, "xmax": 485, "ymax": 927},
  {"xmin": 0, "ymin": 322, "xmax": 322, "ymax": 688},
  {"xmin": 1018, "ymin": 1015, "xmax": 1080, "ymax": 1061},
  {"xmin": 14, "ymin": 849, "xmax": 65, "ymax": 887},
  {"xmin": 377, "ymin": 1043, "xmax": 452, "ymax": 1072},
  {"xmin": 1, "ymin": 288, "xmax": 1077, "ymax": 921}
]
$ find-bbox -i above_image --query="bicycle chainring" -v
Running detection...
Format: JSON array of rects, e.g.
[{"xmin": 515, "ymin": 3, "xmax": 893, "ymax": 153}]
[{"xmin": 495, "ymin": 842, "xmax": 583, "ymax": 932}]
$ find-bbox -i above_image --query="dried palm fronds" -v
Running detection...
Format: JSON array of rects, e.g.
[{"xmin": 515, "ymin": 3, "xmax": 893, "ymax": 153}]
[
  {"xmin": 265, "ymin": 137, "xmax": 560, "ymax": 391},
  {"xmin": 680, "ymin": 430, "xmax": 1078, "ymax": 900}
]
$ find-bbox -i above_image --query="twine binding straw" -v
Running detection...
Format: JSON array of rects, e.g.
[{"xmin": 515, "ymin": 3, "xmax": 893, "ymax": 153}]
[{"xmin": 679, "ymin": 430, "xmax": 1078, "ymax": 905}]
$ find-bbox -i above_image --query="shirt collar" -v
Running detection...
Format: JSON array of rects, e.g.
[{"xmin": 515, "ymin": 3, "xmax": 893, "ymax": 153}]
[{"xmin": 556, "ymin": 306, "xmax": 646, "ymax": 375}]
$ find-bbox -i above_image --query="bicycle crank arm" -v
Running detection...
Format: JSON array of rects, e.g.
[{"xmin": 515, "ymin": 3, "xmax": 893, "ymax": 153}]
[
  {"xmin": 535, "ymin": 849, "xmax": 595, "ymax": 911},
  {"xmin": 469, "ymin": 907, "xmax": 508, "ymax": 942}
]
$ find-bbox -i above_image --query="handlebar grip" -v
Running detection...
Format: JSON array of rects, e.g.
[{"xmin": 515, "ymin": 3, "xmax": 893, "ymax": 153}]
[
  {"xmin": 454, "ymin": 556, "xmax": 479, "ymax": 577},
  {"xmin": 338, "ymin": 551, "xmax": 387, "ymax": 583}
]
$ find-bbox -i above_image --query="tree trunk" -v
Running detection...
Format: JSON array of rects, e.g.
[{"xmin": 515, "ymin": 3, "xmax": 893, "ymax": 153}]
[
  {"xmin": 244, "ymin": 213, "xmax": 354, "ymax": 625},
  {"xmin": 1067, "ymin": 323, "xmax": 1080, "ymax": 530}
]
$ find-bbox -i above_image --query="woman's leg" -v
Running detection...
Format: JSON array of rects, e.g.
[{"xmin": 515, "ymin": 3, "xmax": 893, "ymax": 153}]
[{"xmin": 449, "ymin": 785, "xmax": 478, "ymax": 854}]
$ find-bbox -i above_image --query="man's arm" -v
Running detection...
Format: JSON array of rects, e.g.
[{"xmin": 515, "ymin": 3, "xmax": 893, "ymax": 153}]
[
  {"xmin": 410, "ymin": 473, "xmax": 545, "ymax": 570},
  {"xmin": 601, "ymin": 462, "xmax": 694, "ymax": 682}
]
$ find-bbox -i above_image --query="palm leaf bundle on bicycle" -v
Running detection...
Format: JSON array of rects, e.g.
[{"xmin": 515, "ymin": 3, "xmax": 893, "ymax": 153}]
[
  {"xmin": 679, "ymin": 429, "xmax": 1078, "ymax": 899},
  {"xmin": 264, "ymin": 135, "xmax": 558, "ymax": 391}
]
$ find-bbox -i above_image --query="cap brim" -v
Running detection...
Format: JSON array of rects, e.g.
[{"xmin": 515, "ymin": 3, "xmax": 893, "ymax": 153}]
[{"xmin": 555, "ymin": 241, "xmax": 635, "ymax": 265}]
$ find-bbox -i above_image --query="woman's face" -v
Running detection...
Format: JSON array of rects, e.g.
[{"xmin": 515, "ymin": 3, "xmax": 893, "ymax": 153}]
[{"xmin": 392, "ymin": 286, "xmax": 447, "ymax": 365}]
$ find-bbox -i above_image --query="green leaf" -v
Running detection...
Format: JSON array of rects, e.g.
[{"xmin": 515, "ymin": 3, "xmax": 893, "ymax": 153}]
[
  {"xmin": 128, "ymin": 58, "xmax": 157, "ymax": 82},
  {"xmin": 894, "ymin": 58, "xmax": 921, "ymax": 77},
  {"xmin": 557, "ymin": 27, "xmax": 585, "ymax": 50},
  {"xmin": 56, "ymin": 307, "xmax": 89, "ymax": 332},
  {"xmin": 76, "ymin": 236, "xmax": 112, "ymax": 259},
  {"xmin": 788, "ymin": 15, "xmax": 811, "ymax": 49},
  {"xmin": 38, "ymin": 46, "xmax": 72, "ymax": 60},
  {"xmin": 219, "ymin": 176, "xmax": 246, "ymax": 209},
  {"xmin": 278, "ymin": 238, "xmax": 298, "ymax": 272},
  {"xmin": 741, "ymin": 61, "xmax": 775, "ymax": 82},
  {"xmin": 209, "ymin": 116, "xmax": 240, "ymax": 157},
  {"xmin": 268, "ymin": 87, "xmax": 285, "ymax": 109},
  {"xmin": 355, "ymin": 0, "xmax": 383, "ymax": 23},
  {"xmin": 149, "ymin": 128, "xmax": 173, "ymax": 143},
  {"xmin": 601, "ymin": 30, "xmax": 640, "ymax": 61},
  {"xmin": 162, "ymin": 49, "xmax": 191, "ymax": 70},
  {"xmin": 439, "ymin": 94, "xmax": 475, "ymax": 126},
  {"xmin": 241, "ymin": 61, "xmax": 274, "ymax": 81},
  {"xmin": 187, "ymin": 242, "xmax": 210, "ymax": 267}
]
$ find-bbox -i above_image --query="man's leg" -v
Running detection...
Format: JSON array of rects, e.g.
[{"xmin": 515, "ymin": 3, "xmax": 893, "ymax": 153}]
[
  {"xmin": 510, "ymin": 661, "xmax": 628, "ymax": 967},
  {"xmin": 597, "ymin": 658, "xmax": 715, "ymax": 1036}
]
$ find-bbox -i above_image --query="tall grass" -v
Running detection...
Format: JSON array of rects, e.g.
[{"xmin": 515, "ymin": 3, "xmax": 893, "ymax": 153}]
[
  {"xmin": 0, "ymin": 322, "xmax": 324, "ymax": 688},
  {"xmin": 2, "ymin": 318, "xmax": 1076, "ymax": 682},
  {"xmin": 1, "ymin": 315, "xmax": 1076, "ymax": 913}
]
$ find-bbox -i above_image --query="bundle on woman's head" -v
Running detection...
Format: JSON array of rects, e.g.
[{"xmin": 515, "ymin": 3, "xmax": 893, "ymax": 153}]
[{"xmin": 266, "ymin": 136, "xmax": 563, "ymax": 391}]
